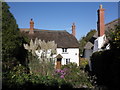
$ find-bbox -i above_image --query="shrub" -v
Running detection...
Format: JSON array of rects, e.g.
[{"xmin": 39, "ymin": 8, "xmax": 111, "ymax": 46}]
[
  {"xmin": 91, "ymin": 49, "xmax": 120, "ymax": 89},
  {"xmin": 2, "ymin": 64, "xmax": 29, "ymax": 89},
  {"xmin": 3, "ymin": 62, "xmax": 94, "ymax": 89},
  {"xmin": 24, "ymin": 39, "xmax": 57, "ymax": 76},
  {"xmin": 27, "ymin": 52, "xmax": 55, "ymax": 76},
  {"xmin": 80, "ymin": 58, "xmax": 89, "ymax": 70},
  {"xmin": 58, "ymin": 63, "xmax": 93, "ymax": 88},
  {"xmin": 2, "ymin": 65, "xmax": 57, "ymax": 89}
]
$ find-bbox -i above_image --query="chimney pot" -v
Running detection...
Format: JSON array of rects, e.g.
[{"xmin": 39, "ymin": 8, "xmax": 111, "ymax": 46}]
[{"xmin": 100, "ymin": 4, "xmax": 102, "ymax": 9}]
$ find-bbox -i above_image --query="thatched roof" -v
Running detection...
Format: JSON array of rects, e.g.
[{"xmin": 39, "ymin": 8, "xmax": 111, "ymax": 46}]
[{"xmin": 20, "ymin": 29, "xmax": 79, "ymax": 48}]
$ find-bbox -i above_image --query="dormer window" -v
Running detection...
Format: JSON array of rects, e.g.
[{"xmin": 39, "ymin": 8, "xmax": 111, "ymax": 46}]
[{"xmin": 62, "ymin": 48, "xmax": 67, "ymax": 52}]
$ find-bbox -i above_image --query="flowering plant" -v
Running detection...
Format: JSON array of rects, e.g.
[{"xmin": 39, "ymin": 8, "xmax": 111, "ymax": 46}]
[{"xmin": 53, "ymin": 68, "xmax": 68, "ymax": 79}]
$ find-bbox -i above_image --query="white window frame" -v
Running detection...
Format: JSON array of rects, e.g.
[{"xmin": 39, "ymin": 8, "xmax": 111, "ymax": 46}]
[
  {"xmin": 62, "ymin": 48, "xmax": 68, "ymax": 54},
  {"xmin": 66, "ymin": 58, "xmax": 70, "ymax": 64}
]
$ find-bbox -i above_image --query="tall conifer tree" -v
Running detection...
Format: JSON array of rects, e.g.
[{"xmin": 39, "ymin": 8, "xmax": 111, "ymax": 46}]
[{"xmin": 2, "ymin": 2, "xmax": 28, "ymax": 68}]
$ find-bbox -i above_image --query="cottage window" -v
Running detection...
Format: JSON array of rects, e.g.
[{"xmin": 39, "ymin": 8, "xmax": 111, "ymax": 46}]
[
  {"xmin": 66, "ymin": 59, "xmax": 70, "ymax": 64},
  {"xmin": 62, "ymin": 48, "xmax": 67, "ymax": 52}
]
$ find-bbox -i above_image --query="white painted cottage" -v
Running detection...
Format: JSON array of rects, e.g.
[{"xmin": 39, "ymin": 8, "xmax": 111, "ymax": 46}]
[{"xmin": 20, "ymin": 20, "xmax": 79, "ymax": 69}]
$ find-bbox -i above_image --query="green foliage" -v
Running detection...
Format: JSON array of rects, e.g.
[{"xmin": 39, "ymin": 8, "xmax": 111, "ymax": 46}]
[
  {"xmin": 79, "ymin": 29, "xmax": 96, "ymax": 55},
  {"xmin": 3, "ymin": 61, "xmax": 93, "ymax": 89},
  {"xmin": 109, "ymin": 25, "xmax": 120, "ymax": 50},
  {"xmin": 91, "ymin": 49, "xmax": 120, "ymax": 89},
  {"xmin": 2, "ymin": 64, "xmax": 72, "ymax": 89},
  {"xmin": 80, "ymin": 58, "xmax": 88, "ymax": 69},
  {"xmin": 2, "ymin": 2, "xmax": 29, "ymax": 89},
  {"xmin": 2, "ymin": 64, "xmax": 29, "ymax": 88},
  {"xmin": 61, "ymin": 63, "xmax": 93, "ymax": 88},
  {"xmin": 28, "ymin": 52, "xmax": 55, "ymax": 76},
  {"xmin": 79, "ymin": 36, "xmax": 87, "ymax": 54},
  {"xmin": 2, "ymin": 2, "xmax": 28, "ymax": 66},
  {"xmin": 2, "ymin": 2, "xmax": 19, "ymax": 60},
  {"xmin": 84, "ymin": 30, "xmax": 97, "ymax": 42}
]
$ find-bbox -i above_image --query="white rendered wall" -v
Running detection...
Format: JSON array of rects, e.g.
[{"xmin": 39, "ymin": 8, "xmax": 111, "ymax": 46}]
[
  {"xmin": 93, "ymin": 35, "xmax": 106, "ymax": 52},
  {"xmin": 35, "ymin": 48, "xmax": 79, "ymax": 66},
  {"xmin": 53, "ymin": 48, "xmax": 79, "ymax": 66}
]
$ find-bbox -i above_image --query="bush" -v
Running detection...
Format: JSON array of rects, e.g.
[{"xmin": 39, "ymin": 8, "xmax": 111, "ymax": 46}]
[
  {"xmin": 91, "ymin": 49, "xmax": 120, "ymax": 89},
  {"xmin": 80, "ymin": 58, "xmax": 89, "ymax": 70},
  {"xmin": 60, "ymin": 63, "xmax": 93, "ymax": 88},
  {"xmin": 27, "ymin": 52, "xmax": 55, "ymax": 77},
  {"xmin": 3, "ymin": 64, "xmax": 73, "ymax": 89},
  {"xmin": 3, "ymin": 62, "xmax": 94, "ymax": 89},
  {"xmin": 2, "ymin": 64, "xmax": 29, "ymax": 89}
]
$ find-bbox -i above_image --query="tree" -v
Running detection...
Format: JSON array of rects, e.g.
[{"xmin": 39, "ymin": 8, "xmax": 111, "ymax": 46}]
[
  {"xmin": 2, "ymin": 2, "xmax": 28, "ymax": 70},
  {"xmin": 78, "ymin": 36, "xmax": 86, "ymax": 55},
  {"xmin": 109, "ymin": 25, "xmax": 120, "ymax": 50},
  {"xmin": 78, "ymin": 29, "xmax": 96, "ymax": 55}
]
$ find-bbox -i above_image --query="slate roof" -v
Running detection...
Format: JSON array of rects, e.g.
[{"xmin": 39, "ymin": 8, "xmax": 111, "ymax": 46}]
[
  {"xmin": 20, "ymin": 29, "xmax": 79, "ymax": 48},
  {"xmin": 84, "ymin": 42, "xmax": 94, "ymax": 49}
]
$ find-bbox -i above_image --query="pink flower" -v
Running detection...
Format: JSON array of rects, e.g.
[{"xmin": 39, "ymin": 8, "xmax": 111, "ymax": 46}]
[
  {"xmin": 60, "ymin": 70, "xmax": 64, "ymax": 73},
  {"xmin": 63, "ymin": 72, "xmax": 66, "ymax": 76},
  {"xmin": 55, "ymin": 69, "xmax": 61, "ymax": 73},
  {"xmin": 60, "ymin": 75, "xmax": 64, "ymax": 79}
]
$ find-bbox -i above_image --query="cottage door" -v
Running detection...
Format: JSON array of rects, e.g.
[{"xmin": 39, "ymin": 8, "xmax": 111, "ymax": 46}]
[{"xmin": 56, "ymin": 58, "xmax": 62, "ymax": 69}]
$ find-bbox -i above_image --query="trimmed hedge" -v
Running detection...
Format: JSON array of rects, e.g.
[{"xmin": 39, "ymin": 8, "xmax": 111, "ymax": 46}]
[{"xmin": 91, "ymin": 49, "xmax": 120, "ymax": 89}]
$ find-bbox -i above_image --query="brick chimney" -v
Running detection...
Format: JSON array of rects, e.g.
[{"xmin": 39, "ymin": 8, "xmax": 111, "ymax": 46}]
[
  {"xmin": 72, "ymin": 23, "xmax": 76, "ymax": 37},
  {"xmin": 29, "ymin": 18, "xmax": 34, "ymax": 34},
  {"xmin": 97, "ymin": 5, "xmax": 105, "ymax": 37}
]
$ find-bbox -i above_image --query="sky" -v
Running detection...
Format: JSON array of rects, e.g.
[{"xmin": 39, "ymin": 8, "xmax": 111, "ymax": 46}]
[{"xmin": 7, "ymin": 2, "xmax": 119, "ymax": 40}]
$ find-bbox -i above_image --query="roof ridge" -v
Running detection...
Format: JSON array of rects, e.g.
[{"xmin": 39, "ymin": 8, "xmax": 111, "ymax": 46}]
[
  {"xmin": 105, "ymin": 18, "xmax": 120, "ymax": 26},
  {"xmin": 20, "ymin": 28, "xmax": 66, "ymax": 32}
]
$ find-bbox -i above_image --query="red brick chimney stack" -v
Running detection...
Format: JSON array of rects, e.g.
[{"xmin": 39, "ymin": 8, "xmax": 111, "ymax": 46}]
[
  {"xmin": 29, "ymin": 18, "xmax": 34, "ymax": 34},
  {"xmin": 72, "ymin": 23, "xmax": 76, "ymax": 37},
  {"xmin": 97, "ymin": 4, "xmax": 105, "ymax": 37}
]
